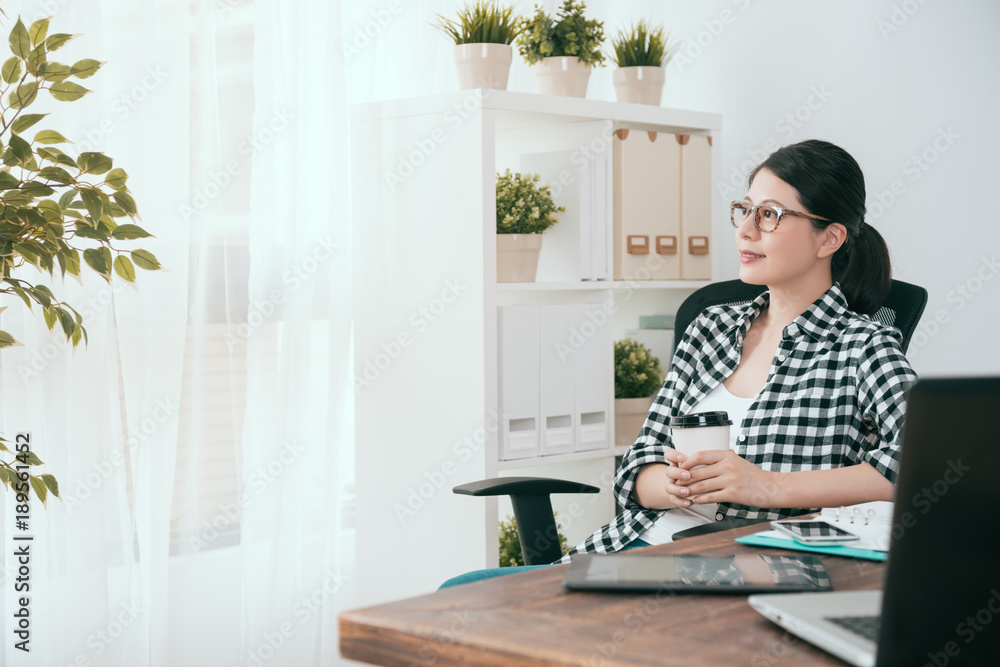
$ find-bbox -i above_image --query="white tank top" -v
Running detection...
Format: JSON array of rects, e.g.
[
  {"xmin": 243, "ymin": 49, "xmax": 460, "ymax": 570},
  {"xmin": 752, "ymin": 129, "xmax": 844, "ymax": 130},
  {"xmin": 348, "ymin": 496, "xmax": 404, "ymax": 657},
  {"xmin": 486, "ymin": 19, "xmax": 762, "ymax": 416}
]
[{"xmin": 635, "ymin": 382, "xmax": 758, "ymax": 545}]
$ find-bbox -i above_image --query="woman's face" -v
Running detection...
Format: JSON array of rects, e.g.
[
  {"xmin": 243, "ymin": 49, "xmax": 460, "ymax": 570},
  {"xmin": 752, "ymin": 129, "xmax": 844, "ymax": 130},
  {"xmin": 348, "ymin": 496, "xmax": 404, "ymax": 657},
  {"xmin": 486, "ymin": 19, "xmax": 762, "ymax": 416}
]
[{"xmin": 734, "ymin": 168, "xmax": 842, "ymax": 291}]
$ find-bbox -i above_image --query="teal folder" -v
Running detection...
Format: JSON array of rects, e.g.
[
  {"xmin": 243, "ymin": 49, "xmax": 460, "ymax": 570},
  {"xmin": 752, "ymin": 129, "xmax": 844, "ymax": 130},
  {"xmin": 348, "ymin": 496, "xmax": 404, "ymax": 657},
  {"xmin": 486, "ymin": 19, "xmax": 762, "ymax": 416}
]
[{"xmin": 736, "ymin": 531, "xmax": 888, "ymax": 562}]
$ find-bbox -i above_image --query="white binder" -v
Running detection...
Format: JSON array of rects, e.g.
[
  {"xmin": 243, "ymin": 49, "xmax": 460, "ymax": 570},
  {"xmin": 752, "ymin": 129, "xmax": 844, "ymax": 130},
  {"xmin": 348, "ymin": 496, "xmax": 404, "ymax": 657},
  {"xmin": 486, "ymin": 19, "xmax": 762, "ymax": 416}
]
[
  {"xmin": 569, "ymin": 305, "xmax": 611, "ymax": 452},
  {"xmin": 498, "ymin": 305, "xmax": 540, "ymax": 460},
  {"xmin": 539, "ymin": 306, "xmax": 577, "ymax": 456}
]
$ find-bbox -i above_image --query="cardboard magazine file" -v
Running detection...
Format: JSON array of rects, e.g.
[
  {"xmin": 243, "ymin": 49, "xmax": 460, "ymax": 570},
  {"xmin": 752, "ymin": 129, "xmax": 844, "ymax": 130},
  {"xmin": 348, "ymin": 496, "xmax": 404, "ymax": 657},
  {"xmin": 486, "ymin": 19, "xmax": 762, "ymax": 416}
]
[
  {"xmin": 678, "ymin": 134, "xmax": 713, "ymax": 280},
  {"xmin": 612, "ymin": 129, "xmax": 681, "ymax": 281}
]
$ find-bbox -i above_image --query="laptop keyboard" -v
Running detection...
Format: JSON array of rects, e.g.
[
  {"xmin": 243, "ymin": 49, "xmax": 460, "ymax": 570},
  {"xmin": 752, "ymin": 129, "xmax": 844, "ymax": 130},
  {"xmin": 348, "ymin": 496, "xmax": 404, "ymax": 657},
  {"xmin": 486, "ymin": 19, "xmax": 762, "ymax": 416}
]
[{"xmin": 827, "ymin": 615, "xmax": 881, "ymax": 642}]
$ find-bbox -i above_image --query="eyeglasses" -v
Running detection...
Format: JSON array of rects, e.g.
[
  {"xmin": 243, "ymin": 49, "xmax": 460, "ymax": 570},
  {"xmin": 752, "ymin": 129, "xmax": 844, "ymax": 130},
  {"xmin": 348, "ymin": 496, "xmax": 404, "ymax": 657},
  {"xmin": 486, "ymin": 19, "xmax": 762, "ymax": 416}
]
[{"xmin": 730, "ymin": 201, "xmax": 831, "ymax": 233}]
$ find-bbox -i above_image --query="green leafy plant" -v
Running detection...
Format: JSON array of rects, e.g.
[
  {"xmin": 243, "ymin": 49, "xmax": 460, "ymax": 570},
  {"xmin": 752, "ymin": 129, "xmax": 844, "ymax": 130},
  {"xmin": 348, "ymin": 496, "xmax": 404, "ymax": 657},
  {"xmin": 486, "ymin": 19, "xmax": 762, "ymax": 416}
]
[
  {"xmin": 498, "ymin": 513, "xmax": 569, "ymax": 567},
  {"xmin": 495, "ymin": 169, "xmax": 564, "ymax": 234},
  {"xmin": 0, "ymin": 16, "xmax": 162, "ymax": 502},
  {"xmin": 517, "ymin": 0, "xmax": 605, "ymax": 67},
  {"xmin": 433, "ymin": 1, "xmax": 523, "ymax": 45},
  {"xmin": 614, "ymin": 338, "xmax": 663, "ymax": 399},
  {"xmin": 608, "ymin": 19, "xmax": 677, "ymax": 68}
]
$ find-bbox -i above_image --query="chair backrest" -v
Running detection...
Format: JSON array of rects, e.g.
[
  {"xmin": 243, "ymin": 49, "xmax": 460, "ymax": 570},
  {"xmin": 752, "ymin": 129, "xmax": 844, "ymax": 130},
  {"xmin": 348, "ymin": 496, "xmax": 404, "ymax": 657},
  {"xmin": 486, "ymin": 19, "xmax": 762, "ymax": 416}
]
[{"xmin": 671, "ymin": 279, "xmax": 928, "ymax": 355}]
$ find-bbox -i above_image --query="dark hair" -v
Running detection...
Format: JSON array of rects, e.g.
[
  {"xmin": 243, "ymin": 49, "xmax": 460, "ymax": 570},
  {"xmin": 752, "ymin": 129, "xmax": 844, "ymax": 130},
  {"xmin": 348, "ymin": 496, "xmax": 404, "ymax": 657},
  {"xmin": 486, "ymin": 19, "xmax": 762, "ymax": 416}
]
[{"xmin": 748, "ymin": 139, "xmax": 890, "ymax": 315}]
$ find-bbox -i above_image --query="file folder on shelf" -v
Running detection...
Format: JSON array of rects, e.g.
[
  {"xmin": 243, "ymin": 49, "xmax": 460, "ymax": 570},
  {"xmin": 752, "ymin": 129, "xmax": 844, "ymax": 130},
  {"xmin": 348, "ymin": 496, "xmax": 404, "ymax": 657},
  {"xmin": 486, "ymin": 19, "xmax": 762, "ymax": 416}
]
[
  {"xmin": 679, "ymin": 134, "xmax": 713, "ymax": 280},
  {"xmin": 498, "ymin": 305, "xmax": 540, "ymax": 460},
  {"xmin": 612, "ymin": 129, "xmax": 681, "ymax": 281}
]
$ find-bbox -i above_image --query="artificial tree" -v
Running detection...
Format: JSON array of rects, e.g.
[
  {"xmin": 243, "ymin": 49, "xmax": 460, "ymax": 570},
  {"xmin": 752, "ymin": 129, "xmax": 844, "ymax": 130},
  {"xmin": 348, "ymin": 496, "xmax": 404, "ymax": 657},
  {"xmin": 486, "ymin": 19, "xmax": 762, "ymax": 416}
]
[{"xmin": 0, "ymin": 16, "xmax": 162, "ymax": 502}]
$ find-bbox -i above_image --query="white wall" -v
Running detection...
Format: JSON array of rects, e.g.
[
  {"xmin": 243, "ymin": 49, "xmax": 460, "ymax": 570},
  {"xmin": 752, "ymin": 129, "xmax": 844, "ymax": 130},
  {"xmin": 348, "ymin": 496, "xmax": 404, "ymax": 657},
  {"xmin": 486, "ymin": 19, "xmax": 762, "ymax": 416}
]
[
  {"xmin": 344, "ymin": 0, "xmax": 1000, "ymax": 605},
  {"xmin": 347, "ymin": 0, "xmax": 1000, "ymax": 378}
]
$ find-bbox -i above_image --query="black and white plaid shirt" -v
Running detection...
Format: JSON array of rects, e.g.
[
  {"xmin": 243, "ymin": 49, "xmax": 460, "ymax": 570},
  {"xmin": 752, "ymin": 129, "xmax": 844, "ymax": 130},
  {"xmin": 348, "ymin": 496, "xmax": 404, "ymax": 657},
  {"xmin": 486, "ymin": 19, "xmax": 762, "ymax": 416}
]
[{"xmin": 562, "ymin": 283, "xmax": 917, "ymax": 561}]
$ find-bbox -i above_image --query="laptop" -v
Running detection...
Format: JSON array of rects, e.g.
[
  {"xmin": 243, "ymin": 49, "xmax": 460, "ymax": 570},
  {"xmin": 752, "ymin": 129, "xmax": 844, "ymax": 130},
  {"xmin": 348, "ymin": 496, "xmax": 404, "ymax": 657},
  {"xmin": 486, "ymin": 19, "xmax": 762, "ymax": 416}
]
[{"xmin": 748, "ymin": 377, "xmax": 1000, "ymax": 667}]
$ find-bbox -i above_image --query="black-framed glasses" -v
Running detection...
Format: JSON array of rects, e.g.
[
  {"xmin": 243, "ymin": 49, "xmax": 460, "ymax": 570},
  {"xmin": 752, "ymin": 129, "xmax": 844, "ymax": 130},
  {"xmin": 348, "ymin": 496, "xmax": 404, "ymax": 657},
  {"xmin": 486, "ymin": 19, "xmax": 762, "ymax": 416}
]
[{"xmin": 730, "ymin": 201, "xmax": 831, "ymax": 233}]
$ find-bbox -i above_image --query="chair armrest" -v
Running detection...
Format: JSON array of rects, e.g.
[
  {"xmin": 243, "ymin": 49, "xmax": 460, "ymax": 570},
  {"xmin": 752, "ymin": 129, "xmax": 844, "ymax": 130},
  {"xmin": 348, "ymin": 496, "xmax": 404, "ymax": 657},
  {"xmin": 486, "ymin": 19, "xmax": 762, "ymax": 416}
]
[{"xmin": 453, "ymin": 477, "xmax": 600, "ymax": 497}]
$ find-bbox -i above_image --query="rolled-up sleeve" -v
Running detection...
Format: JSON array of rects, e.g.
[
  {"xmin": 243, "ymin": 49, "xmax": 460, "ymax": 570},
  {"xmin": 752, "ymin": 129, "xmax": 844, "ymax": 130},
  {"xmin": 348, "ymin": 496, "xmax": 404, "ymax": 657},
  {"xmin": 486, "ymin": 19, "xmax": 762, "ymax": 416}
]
[{"xmin": 855, "ymin": 330, "xmax": 918, "ymax": 484}]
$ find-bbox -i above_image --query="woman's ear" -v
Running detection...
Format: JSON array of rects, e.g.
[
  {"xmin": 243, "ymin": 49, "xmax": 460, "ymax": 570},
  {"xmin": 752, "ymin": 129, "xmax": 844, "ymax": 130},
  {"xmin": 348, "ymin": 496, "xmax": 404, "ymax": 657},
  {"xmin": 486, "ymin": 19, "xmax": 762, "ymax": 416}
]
[{"xmin": 816, "ymin": 223, "xmax": 847, "ymax": 259}]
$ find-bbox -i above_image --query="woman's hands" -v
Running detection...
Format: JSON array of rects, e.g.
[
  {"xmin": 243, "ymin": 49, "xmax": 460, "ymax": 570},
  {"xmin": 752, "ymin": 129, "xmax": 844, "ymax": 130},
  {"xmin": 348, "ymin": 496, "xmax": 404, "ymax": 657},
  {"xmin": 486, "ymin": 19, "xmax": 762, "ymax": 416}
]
[
  {"xmin": 630, "ymin": 449, "xmax": 697, "ymax": 510},
  {"xmin": 676, "ymin": 450, "xmax": 780, "ymax": 508},
  {"xmin": 632, "ymin": 449, "xmax": 781, "ymax": 510}
]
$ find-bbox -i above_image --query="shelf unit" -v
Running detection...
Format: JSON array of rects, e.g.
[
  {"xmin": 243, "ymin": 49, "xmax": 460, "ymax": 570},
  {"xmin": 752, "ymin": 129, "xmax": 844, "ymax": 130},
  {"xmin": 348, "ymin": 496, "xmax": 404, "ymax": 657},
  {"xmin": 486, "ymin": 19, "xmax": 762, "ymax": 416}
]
[{"xmin": 351, "ymin": 89, "xmax": 722, "ymax": 595}]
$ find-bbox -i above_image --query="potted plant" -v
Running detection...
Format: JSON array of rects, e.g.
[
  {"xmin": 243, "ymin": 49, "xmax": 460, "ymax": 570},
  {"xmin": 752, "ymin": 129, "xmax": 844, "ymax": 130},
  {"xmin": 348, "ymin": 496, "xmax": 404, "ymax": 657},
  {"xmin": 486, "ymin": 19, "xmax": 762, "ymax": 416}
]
[
  {"xmin": 495, "ymin": 169, "xmax": 563, "ymax": 282},
  {"xmin": 517, "ymin": 0, "xmax": 605, "ymax": 98},
  {"xmin": 614, "ymin": 338, "xmax": 663, "ymax": 446},
  {"xmin": 499, "ymin": 513, "xmax": 569, "ymax": 567},
  {"xmin": 609, "ymin": 19, "xmax": 677, "ymax": 105},
  {"xmin": 433, "ymin": 1, "xmax": 523, "ymax": 91},
  {"xmin": 0, "ymin": 16, "xmax": 162, "ymax": 502}
]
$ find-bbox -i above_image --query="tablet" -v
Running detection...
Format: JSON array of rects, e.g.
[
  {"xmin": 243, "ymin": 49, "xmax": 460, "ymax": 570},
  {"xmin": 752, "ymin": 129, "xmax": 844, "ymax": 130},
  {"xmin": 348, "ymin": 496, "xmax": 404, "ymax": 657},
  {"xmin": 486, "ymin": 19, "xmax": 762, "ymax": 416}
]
[{"xmin": 562, "ymin": 552, "xmax": 834, "ymax": 594}]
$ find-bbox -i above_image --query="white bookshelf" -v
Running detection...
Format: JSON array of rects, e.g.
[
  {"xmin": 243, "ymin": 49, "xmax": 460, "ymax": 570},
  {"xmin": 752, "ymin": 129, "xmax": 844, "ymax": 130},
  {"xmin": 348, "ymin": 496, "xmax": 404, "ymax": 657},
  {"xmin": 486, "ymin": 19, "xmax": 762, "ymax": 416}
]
[{"xmin": 351, "ymin": 90, "xmax": 722, "ymax": 594}]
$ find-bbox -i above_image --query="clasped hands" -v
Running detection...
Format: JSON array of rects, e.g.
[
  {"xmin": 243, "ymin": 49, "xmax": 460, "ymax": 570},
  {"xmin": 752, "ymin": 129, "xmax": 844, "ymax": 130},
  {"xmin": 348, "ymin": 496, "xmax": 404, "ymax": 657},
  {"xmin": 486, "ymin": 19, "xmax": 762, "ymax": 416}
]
[{"xmin": 632, "ymin": 449, "xmax": 778, "ymax": 510}]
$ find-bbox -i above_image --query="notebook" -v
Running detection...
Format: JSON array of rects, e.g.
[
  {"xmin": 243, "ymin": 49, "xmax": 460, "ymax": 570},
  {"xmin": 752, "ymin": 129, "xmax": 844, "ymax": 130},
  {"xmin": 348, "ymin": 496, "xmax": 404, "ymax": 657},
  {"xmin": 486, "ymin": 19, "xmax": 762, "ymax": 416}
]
[
  {"xmin": 748, "ymin": 377, "xmax": 1000, "ymax": 667},
  {"xmin": 737, "ymin": 501, "xmax": 893, "ymax": 561}
]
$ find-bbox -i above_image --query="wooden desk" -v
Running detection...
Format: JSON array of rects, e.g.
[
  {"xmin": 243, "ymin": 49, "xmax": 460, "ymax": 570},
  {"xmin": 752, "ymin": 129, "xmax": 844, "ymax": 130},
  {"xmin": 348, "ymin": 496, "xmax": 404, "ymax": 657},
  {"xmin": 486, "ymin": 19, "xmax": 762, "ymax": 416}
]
[{"xmin": 339, "ymin": 523, "xmax": 885, "ymax": 666}]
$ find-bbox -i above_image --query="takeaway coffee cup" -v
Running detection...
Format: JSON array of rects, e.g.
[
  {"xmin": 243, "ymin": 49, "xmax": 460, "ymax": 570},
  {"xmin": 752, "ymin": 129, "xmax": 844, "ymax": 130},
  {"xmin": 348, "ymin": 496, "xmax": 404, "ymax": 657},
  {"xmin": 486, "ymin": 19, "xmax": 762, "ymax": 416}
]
[{"xmin": 669, "ymin": 411, "xmax": 732, "ymax": 464}]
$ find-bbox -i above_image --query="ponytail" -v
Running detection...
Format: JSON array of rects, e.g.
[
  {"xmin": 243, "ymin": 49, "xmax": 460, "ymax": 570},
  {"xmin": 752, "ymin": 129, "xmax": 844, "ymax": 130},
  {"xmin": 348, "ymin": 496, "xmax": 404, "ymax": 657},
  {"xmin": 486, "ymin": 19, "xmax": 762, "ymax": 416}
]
[
  {"xmin": 749, "ymin": 139, "xmax": 891, "ymax": 315},
  {"xmin": 831, "ymin": 222, "xmax": 891, "ymax": 315}
]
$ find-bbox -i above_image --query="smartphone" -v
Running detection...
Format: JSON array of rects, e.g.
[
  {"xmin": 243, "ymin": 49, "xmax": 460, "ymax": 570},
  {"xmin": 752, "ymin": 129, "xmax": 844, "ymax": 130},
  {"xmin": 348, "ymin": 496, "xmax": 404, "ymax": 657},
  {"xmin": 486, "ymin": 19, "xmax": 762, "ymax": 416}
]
[{"xmin": 769, "ymin": 519, "xmax": 860, "ymax": 544}]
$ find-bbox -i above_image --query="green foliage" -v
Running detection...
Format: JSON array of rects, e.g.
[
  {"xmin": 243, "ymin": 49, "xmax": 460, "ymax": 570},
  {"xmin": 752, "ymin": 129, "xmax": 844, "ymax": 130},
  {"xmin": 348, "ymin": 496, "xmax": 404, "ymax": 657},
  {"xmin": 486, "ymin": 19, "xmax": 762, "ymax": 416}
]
[
  {"xmin": 609, "ymin": 19, "xmax": 677, "ymax": 68},
  {"xmin": 498, "ymin": 513, "xmax": 569, "ymax": 567},
  {"xmin": 517, "ymin": 0, "xmax": 605, "ymax": 67},
  {"xmin": 614, "ymin": 338, "xmax": 663, "ymax": 399},
  {"xmin": 433, "ymin": 2, "xmax": 523, "ymax": 45},
  {"xmin": 495, "ymin": 169, "xmax": 564, "ymax": 234},
  {"xmin": 0, "ymin": 16, "xmax": 162, "ymax": 503},
  {"xmin": 0, "ymin": 434, "xmax": 59, "ymax": 505}
]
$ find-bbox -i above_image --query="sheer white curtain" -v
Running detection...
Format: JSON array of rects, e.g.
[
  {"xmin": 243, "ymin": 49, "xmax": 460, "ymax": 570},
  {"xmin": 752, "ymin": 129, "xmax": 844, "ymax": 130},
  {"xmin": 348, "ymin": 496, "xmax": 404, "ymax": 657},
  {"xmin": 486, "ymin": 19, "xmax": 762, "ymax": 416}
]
[{"xmin": 0, "ymin": 1, "xmax": 354, "ymax": 665}]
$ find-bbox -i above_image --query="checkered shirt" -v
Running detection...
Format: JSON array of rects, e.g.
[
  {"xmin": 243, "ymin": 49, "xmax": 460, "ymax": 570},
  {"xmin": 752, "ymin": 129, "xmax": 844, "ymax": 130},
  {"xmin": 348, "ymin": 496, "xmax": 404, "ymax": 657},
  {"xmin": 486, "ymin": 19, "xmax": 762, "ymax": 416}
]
[{"xmin": 561, "ymin": 283, "xmax": 916, "ymax": 562}]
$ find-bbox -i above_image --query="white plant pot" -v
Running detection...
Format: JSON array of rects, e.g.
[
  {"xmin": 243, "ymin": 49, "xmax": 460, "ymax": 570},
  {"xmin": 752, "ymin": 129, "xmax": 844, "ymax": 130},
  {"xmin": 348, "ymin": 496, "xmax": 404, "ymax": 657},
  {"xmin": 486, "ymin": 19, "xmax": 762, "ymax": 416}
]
[
  {"xmin": 613, "ymin": 66, "xmax": 666, "ymax": 105},
  {"xmin": 534, "ymin": 56, "xmax": 592, "ymax": 98},
  {"xmin": 497, "ymin": 234, "xmax": 543, "ymax": 282},
  {"xmin": 454, "ymin": 43, "xmax": 513, "ymax": 90}
]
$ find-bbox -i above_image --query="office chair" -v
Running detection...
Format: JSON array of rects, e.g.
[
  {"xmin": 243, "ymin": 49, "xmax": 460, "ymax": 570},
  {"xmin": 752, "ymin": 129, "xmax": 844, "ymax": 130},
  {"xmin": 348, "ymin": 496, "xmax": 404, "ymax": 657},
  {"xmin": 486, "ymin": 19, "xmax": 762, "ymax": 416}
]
[{"xmin": 454, "ymin": 279, "xmax": 929, "ymax": 564}]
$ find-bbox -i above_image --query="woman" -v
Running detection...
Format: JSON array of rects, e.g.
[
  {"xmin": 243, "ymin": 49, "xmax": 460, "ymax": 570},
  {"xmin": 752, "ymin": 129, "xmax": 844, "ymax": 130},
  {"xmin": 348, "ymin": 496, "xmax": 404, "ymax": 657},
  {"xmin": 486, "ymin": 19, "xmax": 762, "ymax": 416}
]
[
  {"xmin": 441, "ymin": 139, "xmax": 915, "ymax": 587},
  {"xmin": 565, "ymin": 138, "xmax": 916, "ymax": 558}
]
